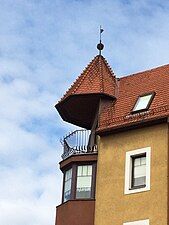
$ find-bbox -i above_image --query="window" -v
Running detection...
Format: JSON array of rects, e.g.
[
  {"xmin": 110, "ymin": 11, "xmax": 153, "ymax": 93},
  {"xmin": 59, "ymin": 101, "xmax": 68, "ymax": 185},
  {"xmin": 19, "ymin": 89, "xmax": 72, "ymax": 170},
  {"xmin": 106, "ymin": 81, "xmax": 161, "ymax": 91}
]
[
  {"xmin": 132, "ymin": 93, "xmax": 155, "ymax": 113},
  {"xmin": 62, "ymin": 163, "xmax": 96, "ymax": 203},
  {"xmin": 76, "ymin": 165, "xmax": 92, "ymax": 199},
  {"xmin": 124, "ymin": 147, "xmax": 151, "ymax": 195},
  {"xmin": 131, "ymin": 154, "xmax": 146, "ymax": 189},
  {"xmin": 63, "ymin": 168, "xmax": 72, "ymax": 202},
  {"xmin": 123, "ymin": 219, "xmax": 149, "ymax": 225}
]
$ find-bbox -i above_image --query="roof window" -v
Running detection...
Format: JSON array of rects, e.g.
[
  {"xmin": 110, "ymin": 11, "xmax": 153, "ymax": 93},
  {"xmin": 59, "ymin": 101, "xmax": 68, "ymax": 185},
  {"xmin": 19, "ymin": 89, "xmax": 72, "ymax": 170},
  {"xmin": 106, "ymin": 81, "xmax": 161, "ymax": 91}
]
[{"xmin": 132, "ymin": 92, "xmax": 155, "ymax": 113}]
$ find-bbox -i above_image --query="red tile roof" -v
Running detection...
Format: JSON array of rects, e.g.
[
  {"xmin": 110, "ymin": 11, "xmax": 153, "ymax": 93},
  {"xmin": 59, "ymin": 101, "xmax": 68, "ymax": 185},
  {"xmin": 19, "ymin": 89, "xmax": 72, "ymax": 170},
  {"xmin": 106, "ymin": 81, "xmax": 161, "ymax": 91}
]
[
  {"xmin": 57, "ymin": 53, "xmax": 169, "ymax": 133},
  {"xmin": 98, "ymin": 64, "xmax": 169, "ymax": 133},
  {"xmin": 59, "ymin": 55, "xmax": 117, "ymax": 102}
]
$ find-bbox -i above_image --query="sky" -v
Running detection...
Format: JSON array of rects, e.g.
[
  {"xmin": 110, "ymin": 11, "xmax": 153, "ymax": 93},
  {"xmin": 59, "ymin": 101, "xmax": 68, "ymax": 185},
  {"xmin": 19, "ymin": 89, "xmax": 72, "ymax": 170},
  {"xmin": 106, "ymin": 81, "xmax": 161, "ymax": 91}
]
[{"xmin": 0, "ymin": 0, "xmax": 169, "ymax": 224}]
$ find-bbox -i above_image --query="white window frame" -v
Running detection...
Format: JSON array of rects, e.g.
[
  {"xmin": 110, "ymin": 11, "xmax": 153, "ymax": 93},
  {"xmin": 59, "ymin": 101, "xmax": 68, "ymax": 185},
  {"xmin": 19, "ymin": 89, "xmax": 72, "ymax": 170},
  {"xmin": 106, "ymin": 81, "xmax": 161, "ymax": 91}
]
[
  {"xmin": 123, "ymin": 219, "xmax": 149, "ymax": 225},
  {"xmin": 124, "ymin": 147, "xmax": 151, "ymax": 195}
]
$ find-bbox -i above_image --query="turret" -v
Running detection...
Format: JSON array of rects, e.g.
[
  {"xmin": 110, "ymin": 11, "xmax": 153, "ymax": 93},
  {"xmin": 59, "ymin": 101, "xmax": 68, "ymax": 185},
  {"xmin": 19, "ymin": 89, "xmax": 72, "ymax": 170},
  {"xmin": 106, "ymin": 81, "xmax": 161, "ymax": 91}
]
[
  {"xmin": 55, "ymin": 30, "xmax": 117, "ymax": 225},
  {"xmin": 56, "ymin": 55, "xmax": 117, "ymax": 155}
]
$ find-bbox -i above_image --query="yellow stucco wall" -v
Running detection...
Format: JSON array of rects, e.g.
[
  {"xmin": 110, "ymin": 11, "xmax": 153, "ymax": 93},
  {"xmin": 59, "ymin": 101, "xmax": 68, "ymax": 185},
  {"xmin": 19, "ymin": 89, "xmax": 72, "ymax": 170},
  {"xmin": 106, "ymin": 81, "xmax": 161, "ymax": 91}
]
[{"xmin": 94, "ymin": 123, "xmax": 168, "ymax": 225}]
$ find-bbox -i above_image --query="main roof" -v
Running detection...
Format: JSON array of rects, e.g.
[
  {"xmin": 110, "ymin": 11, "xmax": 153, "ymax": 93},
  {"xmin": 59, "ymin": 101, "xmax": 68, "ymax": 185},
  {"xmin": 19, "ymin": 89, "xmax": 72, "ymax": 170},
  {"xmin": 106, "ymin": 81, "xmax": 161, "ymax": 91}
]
[{"xmin": 98, "ymin": 63, "xmax": 169, "ymax": 133}]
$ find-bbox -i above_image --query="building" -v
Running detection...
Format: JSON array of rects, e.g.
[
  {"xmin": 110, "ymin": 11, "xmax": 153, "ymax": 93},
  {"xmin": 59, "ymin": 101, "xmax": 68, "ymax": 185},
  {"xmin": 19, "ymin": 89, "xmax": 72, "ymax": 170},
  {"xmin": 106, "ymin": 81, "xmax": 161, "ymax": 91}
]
[{"xmin": 55, "ymin": 45, "xmax": 169, "ymax": 225}]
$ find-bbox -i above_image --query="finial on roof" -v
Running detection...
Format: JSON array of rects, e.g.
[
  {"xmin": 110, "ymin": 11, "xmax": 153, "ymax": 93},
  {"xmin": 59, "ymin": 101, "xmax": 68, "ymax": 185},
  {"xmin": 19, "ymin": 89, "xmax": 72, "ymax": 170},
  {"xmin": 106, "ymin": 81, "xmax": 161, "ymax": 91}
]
[{"xmin": 97, "ymin": 25, "xmax": 104, "ymax": 55}]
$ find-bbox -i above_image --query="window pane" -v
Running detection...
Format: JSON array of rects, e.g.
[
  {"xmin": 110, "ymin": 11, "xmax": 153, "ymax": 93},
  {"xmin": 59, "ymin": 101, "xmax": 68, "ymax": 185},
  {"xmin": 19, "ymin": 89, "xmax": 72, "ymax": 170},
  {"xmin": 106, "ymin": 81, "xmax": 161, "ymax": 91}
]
[
  {"xmin": 82, "ymin": 165, "xmax": 88, "ymax": 176},
  {"xmin": 64, "ymin": 179, "xmax": 72, "ymax": 192},
  {"xmin": 76, "ymin": 187, "xmax": 91, "ymax": 198},
  {"xmin": 87, "ymin": 165, "xmax": 92, "ymax": 176},
  {"xmin": 134, "ymin": 158, "xmax": 141, "ymax": 166},
  {"xmin": 134, "ymin": 176, "xmax": 146, "ymax": 186},
  {"xmin": 77, "ymin": 166, "xmax": 83, "ymax": 176},
  {"xmin": 141, "ymin": 156, "xmax": 146, "ymax": 165},
  {"xmin": 65, "ymin": 168, "xmax": 72, "ymax": 181},
  {"xmin": 132, "ymin": 156, "xmax": 146, "ymax": 188},
  {"xmin": 77, "ymin": 177, "xmax": 92, "ymax": 188},
  {"xmin": 63, "ymin": 168, "xmax": 72, "ymax": 202},
  {"xmin": 134, "ymin": 164, "xmax": 146, "ymax": 178},
  {"xmin": 133, "ymin": 94, "xmax": 152, "ymax": 111},
  {"xmin": 64, "ymin": 190, "xmax": 71, "ymax": 202}
]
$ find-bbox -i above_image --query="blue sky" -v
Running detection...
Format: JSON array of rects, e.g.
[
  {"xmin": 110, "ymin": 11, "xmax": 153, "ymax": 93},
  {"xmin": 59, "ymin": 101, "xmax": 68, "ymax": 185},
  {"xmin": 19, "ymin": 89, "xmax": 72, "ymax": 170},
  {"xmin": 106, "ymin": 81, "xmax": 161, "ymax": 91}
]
[{"xmin": 0, "ymin": 0, "xmax": 169, "ymax": 224}]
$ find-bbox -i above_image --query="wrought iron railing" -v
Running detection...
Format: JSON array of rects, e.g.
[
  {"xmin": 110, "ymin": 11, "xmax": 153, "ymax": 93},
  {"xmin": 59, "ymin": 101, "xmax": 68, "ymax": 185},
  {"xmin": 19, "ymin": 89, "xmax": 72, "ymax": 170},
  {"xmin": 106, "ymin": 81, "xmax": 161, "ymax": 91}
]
[{"xmin": 61, "ymin": 129, "xmax": 97, "ymax": 159}]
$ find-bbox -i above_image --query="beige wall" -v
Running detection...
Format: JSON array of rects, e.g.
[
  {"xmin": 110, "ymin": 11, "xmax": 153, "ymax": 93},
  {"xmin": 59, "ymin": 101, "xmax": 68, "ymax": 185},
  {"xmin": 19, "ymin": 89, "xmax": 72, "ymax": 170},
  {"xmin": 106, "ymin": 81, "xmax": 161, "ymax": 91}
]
[{"xmin": 94, "ymin": 123, "xmax": 168, "ymax": 225}]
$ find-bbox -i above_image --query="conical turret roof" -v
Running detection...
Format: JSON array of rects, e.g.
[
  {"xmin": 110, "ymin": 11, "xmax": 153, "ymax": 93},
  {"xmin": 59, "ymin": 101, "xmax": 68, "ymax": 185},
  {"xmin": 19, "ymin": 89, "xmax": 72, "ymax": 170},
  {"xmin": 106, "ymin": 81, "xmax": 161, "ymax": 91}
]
[
  {"xmin": 60, "ymin": 55, "xmax": 117, "ymax": 101},
  {"xmin": 56, "ymin": 55, "xmax": 117, "ymax": 129}
]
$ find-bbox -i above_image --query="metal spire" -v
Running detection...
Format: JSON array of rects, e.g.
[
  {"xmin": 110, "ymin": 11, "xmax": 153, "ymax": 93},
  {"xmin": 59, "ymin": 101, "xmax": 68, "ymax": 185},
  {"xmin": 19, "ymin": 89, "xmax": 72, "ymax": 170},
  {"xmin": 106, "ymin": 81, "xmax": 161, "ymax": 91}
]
[{"xmin": 97, "ymin": 25, "xmax": 104, "ymax": 55}]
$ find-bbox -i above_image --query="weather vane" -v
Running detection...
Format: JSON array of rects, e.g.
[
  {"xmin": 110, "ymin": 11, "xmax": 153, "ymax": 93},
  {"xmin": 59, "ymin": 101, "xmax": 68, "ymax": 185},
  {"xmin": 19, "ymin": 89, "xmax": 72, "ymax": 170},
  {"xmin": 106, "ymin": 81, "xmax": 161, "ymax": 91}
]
[{"xmin": 97, "ymin": 25, "xmax": 104, "ymax": 55}]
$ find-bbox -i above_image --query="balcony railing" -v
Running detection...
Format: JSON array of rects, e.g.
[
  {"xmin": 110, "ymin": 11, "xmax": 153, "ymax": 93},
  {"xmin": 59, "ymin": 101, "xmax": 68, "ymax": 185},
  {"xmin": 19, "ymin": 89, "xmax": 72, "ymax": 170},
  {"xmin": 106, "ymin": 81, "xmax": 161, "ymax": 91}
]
[{"xmin": 61, "ymin": 129, "xmax": 97, "ymax": 160}]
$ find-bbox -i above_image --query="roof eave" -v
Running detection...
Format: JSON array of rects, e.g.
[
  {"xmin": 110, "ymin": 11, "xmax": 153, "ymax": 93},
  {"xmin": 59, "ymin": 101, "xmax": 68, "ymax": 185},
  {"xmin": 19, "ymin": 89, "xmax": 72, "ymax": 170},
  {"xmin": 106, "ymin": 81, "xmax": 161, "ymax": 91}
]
[{"xmin": 96, "ymin": 116, "xmax": 169, "ymax": 136}]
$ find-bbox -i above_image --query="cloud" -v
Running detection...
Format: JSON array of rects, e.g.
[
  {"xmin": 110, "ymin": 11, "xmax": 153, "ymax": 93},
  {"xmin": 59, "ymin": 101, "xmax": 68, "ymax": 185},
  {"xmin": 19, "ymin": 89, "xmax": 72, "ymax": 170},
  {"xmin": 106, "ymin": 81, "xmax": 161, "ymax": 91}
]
[
  {"xmin": 0, "ymin": 0, "xmax": 169, "ymax": 224},
  {"xmin": 0, "ymin": 167, "xmax": 60, "ymax": 225}
]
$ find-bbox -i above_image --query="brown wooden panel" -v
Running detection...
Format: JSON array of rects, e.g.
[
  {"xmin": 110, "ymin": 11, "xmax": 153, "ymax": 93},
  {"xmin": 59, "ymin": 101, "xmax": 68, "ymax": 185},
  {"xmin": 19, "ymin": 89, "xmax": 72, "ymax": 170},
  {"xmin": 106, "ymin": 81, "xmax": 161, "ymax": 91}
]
[
  {"xmin": 60, "ymin": 153, "xmax": 98, "ymax": 171},
  {"xmin": 55, "ymin": 200, "xmax": 95, "ymax": 225}
]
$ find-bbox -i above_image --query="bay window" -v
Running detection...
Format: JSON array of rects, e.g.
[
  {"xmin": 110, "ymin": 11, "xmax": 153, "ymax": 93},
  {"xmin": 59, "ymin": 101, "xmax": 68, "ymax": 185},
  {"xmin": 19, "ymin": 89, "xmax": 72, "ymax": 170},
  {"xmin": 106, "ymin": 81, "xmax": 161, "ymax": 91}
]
[{"xmin": 62, "ymin": 163, "xmax": 96, "ymax": 202}]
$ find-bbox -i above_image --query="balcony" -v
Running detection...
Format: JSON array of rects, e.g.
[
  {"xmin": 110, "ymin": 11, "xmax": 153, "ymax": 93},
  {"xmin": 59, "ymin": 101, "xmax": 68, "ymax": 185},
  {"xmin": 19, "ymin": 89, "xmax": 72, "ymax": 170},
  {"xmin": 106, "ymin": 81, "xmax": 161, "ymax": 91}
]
[{"xmin": 61, "ymin": 129, "xmax": 97, "ymax": 160}]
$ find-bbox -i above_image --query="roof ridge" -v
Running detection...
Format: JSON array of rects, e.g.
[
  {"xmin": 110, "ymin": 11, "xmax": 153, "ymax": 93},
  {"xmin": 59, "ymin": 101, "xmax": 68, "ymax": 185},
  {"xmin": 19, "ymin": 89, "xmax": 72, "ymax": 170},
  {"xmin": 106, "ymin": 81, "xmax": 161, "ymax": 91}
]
[
  {"xmin": 98, "ymin": 56, "xmax": 104, "ymax": 92},
  {"xmin": 101, "ymin": 56, "xmax": 115, "ymax": 77},
  {"xmin": 120, "ymin": 63, "xmax": 169, "ymax": 80}
]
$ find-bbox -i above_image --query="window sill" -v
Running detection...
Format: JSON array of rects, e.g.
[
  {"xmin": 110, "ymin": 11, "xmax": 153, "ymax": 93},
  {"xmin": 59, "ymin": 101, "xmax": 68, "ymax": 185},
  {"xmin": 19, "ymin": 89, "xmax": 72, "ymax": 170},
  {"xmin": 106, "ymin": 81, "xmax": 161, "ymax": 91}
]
[
  {"xmin": 129, "ymin": 184, "xmax": 146, "ymax": 190},
  {"xmin": 125, "ymin": 185, "xmax": 150, "ymax": 195}
]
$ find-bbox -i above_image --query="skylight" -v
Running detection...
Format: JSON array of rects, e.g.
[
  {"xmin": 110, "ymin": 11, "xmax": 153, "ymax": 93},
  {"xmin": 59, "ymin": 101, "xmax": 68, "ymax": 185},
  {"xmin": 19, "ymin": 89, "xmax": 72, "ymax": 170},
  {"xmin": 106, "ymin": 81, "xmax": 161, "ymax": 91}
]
[{"xmin": 132, "ymin": 93, "xmax": 154, "ymax": 112}]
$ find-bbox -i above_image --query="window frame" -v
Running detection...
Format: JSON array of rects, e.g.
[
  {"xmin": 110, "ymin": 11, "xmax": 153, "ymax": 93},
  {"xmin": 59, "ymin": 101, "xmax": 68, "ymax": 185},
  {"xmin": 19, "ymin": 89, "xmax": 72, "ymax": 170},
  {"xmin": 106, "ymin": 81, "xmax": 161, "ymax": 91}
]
[
  {"xmin": 124, "ymin": 147, "xmax": 151, "ymax": 195},
  {"xmin": 75, "ymin": 162, "xmax": 97, "ymax": 200},
  {"xmin": 123, "ymin": 219, "xmax": 149, "ymax": 225},
  {"xmin": 131, "ymin": 92, "xmax": 155, "ymax": 113},
  {"xmin": 62, "ymin": 162, "xmax": 97, "ymax": 203},
  {"xmin": 76, "ymin": 164, "xmax": 93, "ymax": 199}
]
